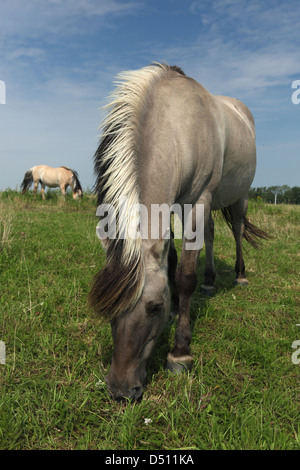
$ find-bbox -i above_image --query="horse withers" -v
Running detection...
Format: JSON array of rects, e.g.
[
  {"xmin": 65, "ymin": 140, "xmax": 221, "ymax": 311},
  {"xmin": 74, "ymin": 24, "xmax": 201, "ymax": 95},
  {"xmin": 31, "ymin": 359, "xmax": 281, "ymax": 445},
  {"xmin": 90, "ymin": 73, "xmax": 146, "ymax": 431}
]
[
  {"xmin": 89, "ymin": 64, "xmax": 268, "ymax": 401},
  {"xmin": 21, "ymin": 165, "xmax": 83, "ymax": 200}
]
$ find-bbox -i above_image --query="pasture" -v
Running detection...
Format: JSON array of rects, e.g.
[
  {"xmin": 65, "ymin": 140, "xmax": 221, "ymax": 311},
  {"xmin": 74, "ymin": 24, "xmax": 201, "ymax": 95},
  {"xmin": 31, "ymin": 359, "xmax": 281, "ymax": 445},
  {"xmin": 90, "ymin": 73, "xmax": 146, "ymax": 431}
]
[{"xmin": 0, "ymin": 190, "xmax": 299, "ymax": 450}]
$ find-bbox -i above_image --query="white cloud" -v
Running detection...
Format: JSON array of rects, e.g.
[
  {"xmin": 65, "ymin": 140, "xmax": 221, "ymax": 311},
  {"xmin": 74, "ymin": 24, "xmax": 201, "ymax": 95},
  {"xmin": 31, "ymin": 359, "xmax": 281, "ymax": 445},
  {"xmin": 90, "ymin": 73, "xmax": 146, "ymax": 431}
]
[
  {"xmin": 157, "ymin": 1, "xmax": 300, "ymax": 100},
  {"xmin": 9, "ymin": 47, "xmax": 45, "ymax": 60},
  {"xmin": 0, "ymin": 0, "xmax": 140, "ymax": 104},
  {"xmin": 0, "ymin": 0, "xmax": 141, "ymax": 39}
]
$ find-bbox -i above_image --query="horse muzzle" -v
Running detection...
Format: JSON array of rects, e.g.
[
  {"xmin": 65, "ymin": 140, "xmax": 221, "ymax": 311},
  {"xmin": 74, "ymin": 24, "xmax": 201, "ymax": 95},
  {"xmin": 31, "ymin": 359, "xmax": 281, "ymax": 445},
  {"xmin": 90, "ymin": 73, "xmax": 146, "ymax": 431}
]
[
  {"xmin": 105, "ymin": 369, "xmax": 145, "ymax": 401},
  {"xmin": 106, "ymin": 379, "xmax": 144, "ymax": 401}
]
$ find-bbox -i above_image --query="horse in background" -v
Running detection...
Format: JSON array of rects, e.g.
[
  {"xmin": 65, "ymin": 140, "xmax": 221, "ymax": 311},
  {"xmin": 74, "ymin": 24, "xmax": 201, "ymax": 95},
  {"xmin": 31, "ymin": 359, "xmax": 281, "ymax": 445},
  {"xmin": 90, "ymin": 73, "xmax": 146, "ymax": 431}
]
[{"xmin": 21, "ymin": 165, "xmax": 83, "ymax": 200}]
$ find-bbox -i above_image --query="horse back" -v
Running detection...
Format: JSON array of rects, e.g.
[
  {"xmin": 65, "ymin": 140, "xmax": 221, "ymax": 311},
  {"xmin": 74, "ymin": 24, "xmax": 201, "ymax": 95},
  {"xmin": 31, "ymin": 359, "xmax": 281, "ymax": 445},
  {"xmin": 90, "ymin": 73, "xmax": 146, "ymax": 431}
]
[
  {"xmin": 32, "ymin": 165, "xmax": 72, "ymax": 187},
  {"xmin": 139, "ymin": 73, "xmax": 233, "ymax": 207},
  {"xmin": 143, "ymin": 73, "xmax": 256, "ymax": 209}
]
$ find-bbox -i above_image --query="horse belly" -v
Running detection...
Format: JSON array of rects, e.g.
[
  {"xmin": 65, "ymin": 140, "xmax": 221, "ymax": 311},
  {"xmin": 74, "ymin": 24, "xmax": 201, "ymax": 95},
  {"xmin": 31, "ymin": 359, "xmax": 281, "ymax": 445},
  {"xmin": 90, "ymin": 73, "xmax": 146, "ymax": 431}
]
[
  {"xmin": 45, "ymin": 181, "xmax": 60, "ymax": 188},
  {"xmin": 211, "ymin": 141, "xmax": 256, "ymax": 210},
  {"xmin": 40, "ymin": 167, "xmax": 60, "ymax": 188}
]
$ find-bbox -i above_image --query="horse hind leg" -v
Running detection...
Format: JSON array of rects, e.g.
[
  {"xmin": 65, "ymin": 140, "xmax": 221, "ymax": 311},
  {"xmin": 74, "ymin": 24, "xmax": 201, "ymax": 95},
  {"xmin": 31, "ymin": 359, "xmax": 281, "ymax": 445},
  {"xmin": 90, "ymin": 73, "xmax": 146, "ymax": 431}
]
[
  {"xmin": 201, "ymin": 212, "xmax": 216, "ymax": 295},
  {"xmin": 227, "ymin": 197, "xmax": 249, "ymax": 286},
  {"xmin": 222, "ymin": 195, "xmax": 270, "ymax": 286},
  {"xmin": 168, "ymin": 236, "xmax": 179, "ymax": 320}
]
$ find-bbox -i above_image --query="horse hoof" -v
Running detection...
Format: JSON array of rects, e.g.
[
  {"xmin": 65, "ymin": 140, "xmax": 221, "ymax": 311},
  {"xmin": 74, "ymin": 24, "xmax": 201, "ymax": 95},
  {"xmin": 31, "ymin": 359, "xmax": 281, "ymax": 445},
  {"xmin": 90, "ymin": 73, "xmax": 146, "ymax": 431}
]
[
  {"xmin": 234, "ymin": 278, "xmax": 249, "ymax": 286},
  {"xmin": 200, "ymin": 284, "xmax": 216, "ymax": 296},
  {"xmin": 167, "ymin": 354, "xmax": 193, "ymax": 374}
]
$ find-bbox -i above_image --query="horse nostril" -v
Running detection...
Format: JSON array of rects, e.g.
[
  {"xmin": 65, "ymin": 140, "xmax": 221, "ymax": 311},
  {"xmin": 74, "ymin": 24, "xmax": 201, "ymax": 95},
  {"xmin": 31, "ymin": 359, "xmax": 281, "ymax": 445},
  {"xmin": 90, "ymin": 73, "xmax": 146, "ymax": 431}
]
[{"xmin": 129, "ymin": 385, "xmax": 143, "ymax": 401}]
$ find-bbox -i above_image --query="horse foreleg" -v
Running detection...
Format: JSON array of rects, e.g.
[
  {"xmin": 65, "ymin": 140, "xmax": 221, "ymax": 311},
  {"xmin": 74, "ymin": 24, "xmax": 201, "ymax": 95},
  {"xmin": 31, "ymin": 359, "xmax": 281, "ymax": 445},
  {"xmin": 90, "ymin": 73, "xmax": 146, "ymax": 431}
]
[
  {"xmin": 231, "ymin": 196, "xmax": 249, "ymax": 286},
  {"xmin": 167, "ymin": 243, "xmax": 199, "ymax": 373},
  {"xmin": 201, "ymin": 211, "xmax": 216, "ymax": 295},
  {"xmin": 41, "ymin": 183, "xmax": 46, "ymax": 200},
  {"xmin": 60, "ymin": 184, "xmax": 67, "ymax": 198},
  {"xmin": 167, "ymin": 199, "xmax": 209, "ymax": 373}
]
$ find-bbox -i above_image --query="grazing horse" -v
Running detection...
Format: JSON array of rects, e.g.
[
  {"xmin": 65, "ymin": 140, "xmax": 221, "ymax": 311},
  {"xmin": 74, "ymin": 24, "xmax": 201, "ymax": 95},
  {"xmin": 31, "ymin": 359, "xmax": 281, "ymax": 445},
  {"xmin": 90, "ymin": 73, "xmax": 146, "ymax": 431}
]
[
  {"xmin": 21, "ymin": 165, "xmax": 83, "ymax": 200},
  {"xmin": 89, "ymin": 64, "xmax": 268, "ymax": 401}
]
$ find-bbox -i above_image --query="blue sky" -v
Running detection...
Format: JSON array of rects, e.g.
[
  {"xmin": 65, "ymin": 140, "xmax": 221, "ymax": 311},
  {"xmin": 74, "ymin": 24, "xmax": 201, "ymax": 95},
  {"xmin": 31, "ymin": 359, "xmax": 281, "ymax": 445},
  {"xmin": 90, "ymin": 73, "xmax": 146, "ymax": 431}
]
[{"xmin": 0, "ymin": 0, "xmax": 299, "ymax": 191}]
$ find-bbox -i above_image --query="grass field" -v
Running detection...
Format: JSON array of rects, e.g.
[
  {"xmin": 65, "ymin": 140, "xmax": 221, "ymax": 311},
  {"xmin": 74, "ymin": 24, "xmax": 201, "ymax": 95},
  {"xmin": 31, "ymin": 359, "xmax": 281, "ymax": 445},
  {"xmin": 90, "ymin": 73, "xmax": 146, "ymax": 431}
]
[{"xmin": 0, "ymin": 190, "xmax": 299, "ymax": 450}]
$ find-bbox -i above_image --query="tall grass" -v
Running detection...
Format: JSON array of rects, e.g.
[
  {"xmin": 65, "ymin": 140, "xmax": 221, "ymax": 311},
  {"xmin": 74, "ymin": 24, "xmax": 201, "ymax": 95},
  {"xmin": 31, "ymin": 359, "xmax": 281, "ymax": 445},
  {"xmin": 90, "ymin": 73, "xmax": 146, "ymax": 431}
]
[
  {"xmin": 0, "ymin": 213, "xmax": 14, "ymax": 252},
  {"xmin": 0, "ymin": 191, "xmax": 299, "ymax": 450}
]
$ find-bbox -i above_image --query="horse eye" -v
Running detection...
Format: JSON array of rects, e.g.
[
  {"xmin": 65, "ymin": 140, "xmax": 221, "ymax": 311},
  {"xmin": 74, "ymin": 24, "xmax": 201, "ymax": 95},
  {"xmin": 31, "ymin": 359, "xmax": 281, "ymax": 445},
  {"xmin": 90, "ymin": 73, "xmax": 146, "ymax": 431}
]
[{"xmin": 146, "ymin": 301, "xmax": 163, "ymax": 316}]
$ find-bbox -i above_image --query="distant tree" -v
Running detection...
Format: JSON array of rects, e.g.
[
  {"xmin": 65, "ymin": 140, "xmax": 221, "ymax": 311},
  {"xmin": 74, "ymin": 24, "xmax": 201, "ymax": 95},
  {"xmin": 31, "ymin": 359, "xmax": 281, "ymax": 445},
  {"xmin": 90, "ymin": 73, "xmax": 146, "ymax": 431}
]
[
  {"xmin": 248, "ymin": 186, "xmax": 268, "ymax": 200},
  {"xmin": 269, "ymin": 186, "xmax": 281, "ymax": 205},
  {"xmin": 268, "ymin": 185, "xmax": 291, "ymax": 204},
  {"xmin": 248, "ymin": 187, "xmax": 256, "ymax": 199},
  {"xmin": 248, "ymin": 185, "xmax": 299, "ymax": 204},
  {"xmin": 284, "ymin": 186, "xmax": 300, "ymax": 204}
]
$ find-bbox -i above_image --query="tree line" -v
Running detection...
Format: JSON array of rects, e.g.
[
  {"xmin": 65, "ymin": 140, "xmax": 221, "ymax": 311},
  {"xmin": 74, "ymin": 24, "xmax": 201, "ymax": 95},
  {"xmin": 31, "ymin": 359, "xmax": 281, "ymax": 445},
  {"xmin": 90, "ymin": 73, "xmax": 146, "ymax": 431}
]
[{"xmin": 248, "ymin": 185, "xmax": 300, "ymax": 204}]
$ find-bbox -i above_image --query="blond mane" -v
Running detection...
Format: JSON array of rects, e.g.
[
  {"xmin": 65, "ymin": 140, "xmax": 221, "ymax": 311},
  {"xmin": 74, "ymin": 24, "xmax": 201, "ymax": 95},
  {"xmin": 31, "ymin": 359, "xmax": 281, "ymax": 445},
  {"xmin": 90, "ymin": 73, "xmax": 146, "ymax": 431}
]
[{"xmin": 90, "ymin": 63, "xmax": 172, "ymax": 320}]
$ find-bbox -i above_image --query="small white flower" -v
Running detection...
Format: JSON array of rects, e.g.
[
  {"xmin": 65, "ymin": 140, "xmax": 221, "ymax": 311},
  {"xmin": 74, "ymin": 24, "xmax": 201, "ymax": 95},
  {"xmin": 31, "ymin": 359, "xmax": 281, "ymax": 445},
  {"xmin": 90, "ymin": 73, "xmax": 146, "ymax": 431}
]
[
  {"xmin": 95, "ymin": 380, "xmax": 106, "ymax": 388},
  {"xmin": 144, "ymin": 418, "xmax": 152, "ymax": 425}
]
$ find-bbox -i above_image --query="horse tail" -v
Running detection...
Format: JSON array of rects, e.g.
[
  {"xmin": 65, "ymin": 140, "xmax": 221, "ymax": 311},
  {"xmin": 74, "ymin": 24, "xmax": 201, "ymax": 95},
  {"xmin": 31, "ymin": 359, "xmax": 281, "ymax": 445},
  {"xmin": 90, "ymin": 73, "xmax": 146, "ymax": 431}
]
[
  {"xmin": 21, "ymin": 169, "xmax": 33, "ymax": 194},
  {"xmin": 89, "ymin": 64, "xmax": 171, "ymax": 321},
  {"xmin": 221, "ymin": 205, "xmax": 270, "ymax": 249}
]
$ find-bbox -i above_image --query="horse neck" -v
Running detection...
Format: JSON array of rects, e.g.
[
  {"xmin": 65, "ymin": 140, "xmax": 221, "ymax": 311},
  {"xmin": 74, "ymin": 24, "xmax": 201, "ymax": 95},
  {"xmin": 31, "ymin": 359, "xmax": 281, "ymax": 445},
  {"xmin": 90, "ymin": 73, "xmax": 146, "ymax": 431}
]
[
  {"xmin": 69, "ymin": 177, "xmax": 75, "ymax": 189},
  {"xmin": 69, "ymin": 174, "xmax": 78, "ymax": 192}
]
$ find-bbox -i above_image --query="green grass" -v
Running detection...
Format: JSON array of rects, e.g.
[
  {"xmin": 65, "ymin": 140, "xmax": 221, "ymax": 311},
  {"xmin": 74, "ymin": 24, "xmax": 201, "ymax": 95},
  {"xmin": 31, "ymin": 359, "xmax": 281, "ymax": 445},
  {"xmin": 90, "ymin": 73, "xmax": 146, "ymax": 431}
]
[{"xmin": 0, "ymin": 190, "xmax": 299, "ymax": 450}]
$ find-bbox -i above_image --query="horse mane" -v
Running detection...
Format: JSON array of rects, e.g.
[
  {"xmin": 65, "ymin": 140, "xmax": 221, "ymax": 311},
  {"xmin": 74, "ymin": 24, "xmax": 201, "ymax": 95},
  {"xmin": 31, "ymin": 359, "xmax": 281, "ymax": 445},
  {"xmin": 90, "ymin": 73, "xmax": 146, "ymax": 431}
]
[
  {"xmin": 169, "ymin": 65, "xmax": 186, "ymax": 76},
  {"xmin": 70, "ymin": 170, "xmax": 83, "ymax": 193},
  {"xmin": 89, "ymin": 63, "xmax": 183, "ymax": 321}
]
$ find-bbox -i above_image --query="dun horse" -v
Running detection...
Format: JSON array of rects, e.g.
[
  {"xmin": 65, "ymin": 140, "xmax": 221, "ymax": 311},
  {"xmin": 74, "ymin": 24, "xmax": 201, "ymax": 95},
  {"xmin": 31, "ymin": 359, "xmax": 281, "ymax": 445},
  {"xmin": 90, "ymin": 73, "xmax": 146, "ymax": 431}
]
[
  {"xmin": 21, "ymin": 165, "xmax": 83, "ymax": 200},
  {"xmin": 89, "ymin": 64, "xmax": 268, "ymax": 401}
]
